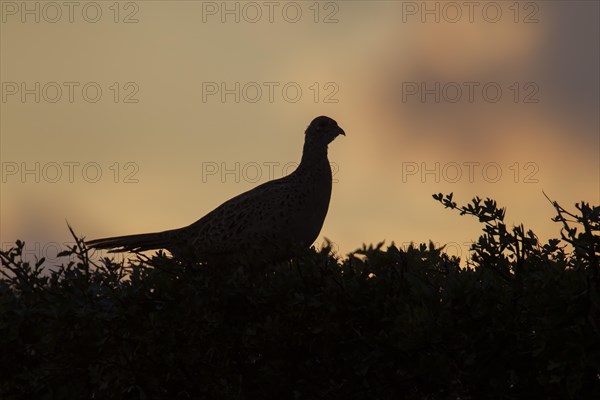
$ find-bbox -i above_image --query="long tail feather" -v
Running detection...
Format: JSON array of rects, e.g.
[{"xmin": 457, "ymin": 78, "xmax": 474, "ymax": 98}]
[{"xmin": 86, "ymin": 231, "xmax": 172, "ymax": 253}]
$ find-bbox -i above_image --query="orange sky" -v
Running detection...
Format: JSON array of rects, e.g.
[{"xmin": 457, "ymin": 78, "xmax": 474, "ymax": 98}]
[{"xmin": 1, "ymin": 1, "xmax": 598, "ymax": 264}]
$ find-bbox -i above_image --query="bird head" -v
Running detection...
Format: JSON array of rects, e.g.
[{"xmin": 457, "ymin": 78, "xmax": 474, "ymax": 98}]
[{"xmin": 305, "ymin": 116, "xmax": 345, "ymax": 145}]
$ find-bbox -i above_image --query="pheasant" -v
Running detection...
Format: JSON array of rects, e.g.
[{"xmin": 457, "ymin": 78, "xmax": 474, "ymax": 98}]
[{"xmin": 86, "ymin": 116, "xmax": 345, "ymax": 265}]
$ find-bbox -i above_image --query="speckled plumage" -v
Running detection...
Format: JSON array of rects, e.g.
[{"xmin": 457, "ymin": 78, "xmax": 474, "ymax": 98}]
[{"xmin": 87, "ymin": 116, "xmax": 345, "ymax": 264}]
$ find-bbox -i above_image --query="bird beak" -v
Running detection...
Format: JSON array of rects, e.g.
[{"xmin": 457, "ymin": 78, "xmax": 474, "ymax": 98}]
[{"xmin": 338, "ymin": 127, "xmax": 346, "ymax": 136}]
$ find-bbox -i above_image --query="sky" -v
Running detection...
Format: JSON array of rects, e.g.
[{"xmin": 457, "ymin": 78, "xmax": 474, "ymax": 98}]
[{"xmin": 1, "ymin": 0, "xmax": 599, "ymax": 264}]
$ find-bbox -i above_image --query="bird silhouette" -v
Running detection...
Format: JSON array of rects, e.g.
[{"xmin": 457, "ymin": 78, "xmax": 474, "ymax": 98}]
[{"xmin": 87, "ymin": 116, "xmax": 345, "ymax": 265}]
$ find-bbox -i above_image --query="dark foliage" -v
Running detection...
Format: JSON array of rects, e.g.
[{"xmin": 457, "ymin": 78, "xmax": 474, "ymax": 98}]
[{"xmin": 1, "ymin": 194, "xmax": 599, "ymax": 399}]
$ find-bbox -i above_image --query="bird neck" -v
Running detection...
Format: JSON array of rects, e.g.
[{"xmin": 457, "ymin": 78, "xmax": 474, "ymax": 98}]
[{"xmin": 298, "ymin": 141, "xmax": 329, "ymax": 172}]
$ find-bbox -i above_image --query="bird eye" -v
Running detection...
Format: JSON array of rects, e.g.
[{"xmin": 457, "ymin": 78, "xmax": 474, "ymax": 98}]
[{"xmin": 310, "ymin": 116, "xmax": 336, "ymax": 131}]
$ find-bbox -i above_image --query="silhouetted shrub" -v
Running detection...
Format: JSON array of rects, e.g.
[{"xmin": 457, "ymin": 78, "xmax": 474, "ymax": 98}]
[{"xmin": 1, "ymin": 194, "xmax": 598, "ymax": 399}]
